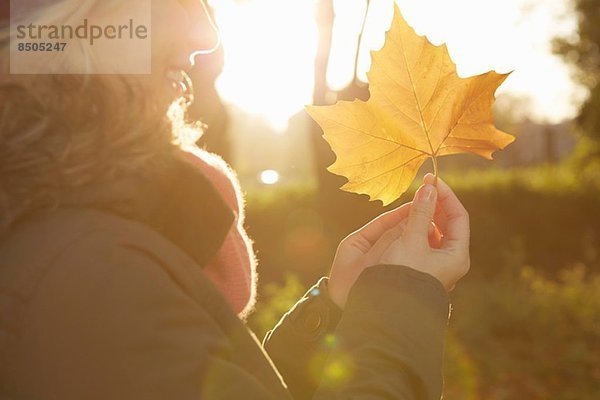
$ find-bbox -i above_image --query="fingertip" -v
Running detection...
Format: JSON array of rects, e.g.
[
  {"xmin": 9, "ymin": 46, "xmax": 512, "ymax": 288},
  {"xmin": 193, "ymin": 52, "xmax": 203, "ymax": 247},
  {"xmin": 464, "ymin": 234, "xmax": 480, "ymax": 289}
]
[
  {"xmin": 436, "ymin": 175, "xmax": 449, "ymax": 188},
  {"xmin": 423, "ymin": 173, "xmax": 435, "ymax": 185},
  {"xmin": 431, "ymin": 175, "xmax": 453, "ymax": 199}
]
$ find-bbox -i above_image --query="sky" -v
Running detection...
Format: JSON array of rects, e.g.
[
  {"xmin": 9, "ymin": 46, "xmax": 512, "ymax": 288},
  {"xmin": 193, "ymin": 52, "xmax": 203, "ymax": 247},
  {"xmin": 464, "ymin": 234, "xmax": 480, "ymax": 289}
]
[{"xmin": 210, "ymin": 0, "xmax": 585, "ymax": 131}]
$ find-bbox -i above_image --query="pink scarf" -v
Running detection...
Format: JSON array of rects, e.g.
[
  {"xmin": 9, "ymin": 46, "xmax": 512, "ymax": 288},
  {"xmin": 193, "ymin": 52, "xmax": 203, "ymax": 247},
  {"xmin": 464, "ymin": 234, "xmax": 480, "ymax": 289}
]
[{"xmin": 182, "ymin": 149, "xmax": 257, "ymax": 317}]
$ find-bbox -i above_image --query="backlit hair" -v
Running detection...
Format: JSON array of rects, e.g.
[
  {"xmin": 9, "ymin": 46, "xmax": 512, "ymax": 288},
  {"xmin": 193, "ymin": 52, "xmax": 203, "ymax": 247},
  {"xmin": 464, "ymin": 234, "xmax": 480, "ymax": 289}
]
[{"xmin": 0, "ymin": 0, "xmax": 203, "ymax": 234}]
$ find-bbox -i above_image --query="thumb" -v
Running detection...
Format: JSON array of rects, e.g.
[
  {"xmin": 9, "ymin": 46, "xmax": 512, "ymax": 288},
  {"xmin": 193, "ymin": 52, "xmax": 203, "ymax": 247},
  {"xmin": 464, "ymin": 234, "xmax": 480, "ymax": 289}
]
[{"xmin": 404, "ymin": 183, "xmax": 437, "ymax": 246}]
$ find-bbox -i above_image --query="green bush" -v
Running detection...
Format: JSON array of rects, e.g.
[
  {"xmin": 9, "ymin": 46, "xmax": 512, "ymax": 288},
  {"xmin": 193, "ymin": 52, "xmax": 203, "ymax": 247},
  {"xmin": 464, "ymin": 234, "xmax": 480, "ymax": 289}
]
[
  {"xmin": 250, "ymin": 266, "xmax": 599, "ymax": 399},
  {"xmin": 245, "ymin": 165, "xmax": 600, "ymax": 287},
  {"xmin": 248, "ymin": 274, "xmax": 304, "ymax": 336},
  {"xmin": 246, "ymin": 164, "xmax": 600, "ymax": 398},
  {"xmin": 444, "ymin": 265, "xmax": 600, "ymax": 400}
]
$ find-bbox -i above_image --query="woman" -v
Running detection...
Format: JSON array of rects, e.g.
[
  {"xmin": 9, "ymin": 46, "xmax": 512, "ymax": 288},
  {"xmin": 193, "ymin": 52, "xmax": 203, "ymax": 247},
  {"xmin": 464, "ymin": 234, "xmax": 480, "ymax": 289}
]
[{"xmin": 0, "ymin": 1, "xmax": 470, "ymax": 399}]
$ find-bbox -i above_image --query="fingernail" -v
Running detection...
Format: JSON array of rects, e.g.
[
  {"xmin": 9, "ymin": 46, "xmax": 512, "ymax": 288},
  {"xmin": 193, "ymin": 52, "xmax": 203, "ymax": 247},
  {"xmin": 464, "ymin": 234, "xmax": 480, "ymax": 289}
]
[{"xmin": 416, "ymin": 184, "xmax": 436, "ymax": 203}]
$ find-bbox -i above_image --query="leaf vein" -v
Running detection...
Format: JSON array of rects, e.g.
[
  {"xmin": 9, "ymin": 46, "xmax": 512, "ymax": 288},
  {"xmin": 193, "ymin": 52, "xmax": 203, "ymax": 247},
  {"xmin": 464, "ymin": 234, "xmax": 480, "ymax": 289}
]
[
  {"xmin": 351, "ymin": 154, "xmax": 425, "ymax": 185},
  {"xmin": 434, "ymin": 85, "xmax": 490, "ymax": 155}
]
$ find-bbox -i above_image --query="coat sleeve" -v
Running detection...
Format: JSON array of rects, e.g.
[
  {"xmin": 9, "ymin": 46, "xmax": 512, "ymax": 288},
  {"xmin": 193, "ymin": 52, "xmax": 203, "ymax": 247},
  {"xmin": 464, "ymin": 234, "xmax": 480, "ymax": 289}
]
[
  {"xmin": 262, "ymin": 276, "xmax": 343, "ymax": 397},
  {"xmin": 24, "ymin": 230, "xmax": 448, "ymax": 400},
  {"xmin": 263, "ymin": 265, "xmax": 450, "ymax": 400},
  {"xmin": 21, "ymin": 234, "xmax": 292, "ymax": 400}
]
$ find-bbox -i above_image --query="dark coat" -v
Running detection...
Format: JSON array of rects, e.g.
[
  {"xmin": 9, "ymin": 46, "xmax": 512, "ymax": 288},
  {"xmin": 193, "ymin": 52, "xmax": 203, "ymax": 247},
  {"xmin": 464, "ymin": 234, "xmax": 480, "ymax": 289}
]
[{"xmin": 0, "ymin": 155, "xmax": 450, "ymax": 399}]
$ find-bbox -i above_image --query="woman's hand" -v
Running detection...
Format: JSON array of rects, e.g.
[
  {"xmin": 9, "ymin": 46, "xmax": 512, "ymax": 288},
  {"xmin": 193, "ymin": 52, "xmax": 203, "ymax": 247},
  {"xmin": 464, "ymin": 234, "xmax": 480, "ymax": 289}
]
[{"xmin": 327, "ymin": 173, "xmax": 470, "ymax": 309}]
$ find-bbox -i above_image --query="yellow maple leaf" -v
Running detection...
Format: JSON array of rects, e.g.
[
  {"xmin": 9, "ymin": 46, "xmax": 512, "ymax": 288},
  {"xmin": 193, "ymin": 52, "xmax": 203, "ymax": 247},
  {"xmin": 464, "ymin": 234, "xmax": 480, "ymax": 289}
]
[{"xmin": 306, "ymin": 4, "xmax": 515, "ymax": 206}]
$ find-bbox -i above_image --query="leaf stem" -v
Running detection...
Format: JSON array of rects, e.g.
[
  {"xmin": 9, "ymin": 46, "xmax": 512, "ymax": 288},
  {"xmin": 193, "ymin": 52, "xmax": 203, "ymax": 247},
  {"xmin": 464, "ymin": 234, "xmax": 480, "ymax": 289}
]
[{"xmin": 432, "ymin": 156, "xmax": 439, "ymax": 186}]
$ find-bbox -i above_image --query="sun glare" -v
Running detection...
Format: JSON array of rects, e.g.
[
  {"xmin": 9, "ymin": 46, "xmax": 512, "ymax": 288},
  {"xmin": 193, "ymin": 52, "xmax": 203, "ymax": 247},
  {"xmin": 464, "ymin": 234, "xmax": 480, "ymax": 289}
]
[
  {"xmin": 211, "ymin": 0, "xmax": 318, "ymax": 132},
  {"xmin": 210, "ymin": 0, "xmax": 581, "ymax": 129},
  {"xmin": 326, "ymin": 0, "xmax": 368, "ymax": 91}
]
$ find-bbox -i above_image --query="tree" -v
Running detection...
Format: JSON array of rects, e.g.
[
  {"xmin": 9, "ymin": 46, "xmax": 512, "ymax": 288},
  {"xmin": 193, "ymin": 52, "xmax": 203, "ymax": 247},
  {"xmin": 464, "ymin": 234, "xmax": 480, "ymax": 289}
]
[{"xmin": 554, "ymin": 0, "xmax": 600, "ymax": 140}]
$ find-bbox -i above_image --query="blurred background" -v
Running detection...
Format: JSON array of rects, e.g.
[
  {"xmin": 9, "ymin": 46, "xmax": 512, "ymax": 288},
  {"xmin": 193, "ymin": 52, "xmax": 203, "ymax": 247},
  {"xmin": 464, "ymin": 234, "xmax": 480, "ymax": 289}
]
[{"xmin": 191, "ymin": 0, "xmax": 599, "ymax": 398}]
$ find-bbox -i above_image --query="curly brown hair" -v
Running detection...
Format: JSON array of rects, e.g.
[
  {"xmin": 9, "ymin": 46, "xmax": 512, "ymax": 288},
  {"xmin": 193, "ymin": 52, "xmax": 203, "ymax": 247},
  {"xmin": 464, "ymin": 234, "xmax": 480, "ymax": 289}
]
[{"xmin": 0, "ymin": 7, "xmax": 202, "ymax": 234}]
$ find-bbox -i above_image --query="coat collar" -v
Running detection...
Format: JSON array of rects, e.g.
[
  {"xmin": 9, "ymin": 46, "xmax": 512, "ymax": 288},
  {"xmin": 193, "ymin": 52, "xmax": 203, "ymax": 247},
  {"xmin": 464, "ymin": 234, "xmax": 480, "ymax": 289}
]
[{"xmin": 57, "ymin": 152, "xmax": 235, "ymax": 268}]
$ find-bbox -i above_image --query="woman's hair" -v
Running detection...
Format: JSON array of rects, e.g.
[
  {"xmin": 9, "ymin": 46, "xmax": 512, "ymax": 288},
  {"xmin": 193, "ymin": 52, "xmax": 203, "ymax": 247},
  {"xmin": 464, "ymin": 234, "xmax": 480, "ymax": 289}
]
[{"xmin": 0, "ymin": 0, "xmax": 203, "ymax": 234}]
